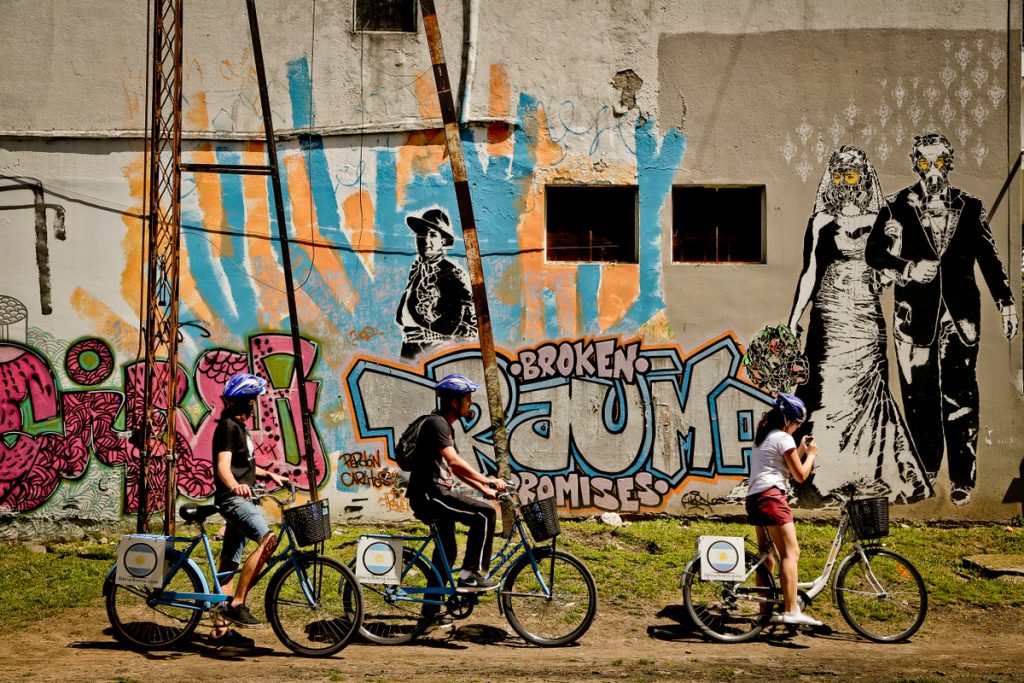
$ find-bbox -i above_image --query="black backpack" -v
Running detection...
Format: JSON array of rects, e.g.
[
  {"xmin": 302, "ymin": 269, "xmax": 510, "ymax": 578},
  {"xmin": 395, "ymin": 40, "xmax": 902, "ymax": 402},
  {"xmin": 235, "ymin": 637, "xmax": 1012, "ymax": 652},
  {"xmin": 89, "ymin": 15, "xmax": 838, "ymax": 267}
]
[{"xmin": 394, "ymin": 414, "xmax": 433, "ymax": 471}]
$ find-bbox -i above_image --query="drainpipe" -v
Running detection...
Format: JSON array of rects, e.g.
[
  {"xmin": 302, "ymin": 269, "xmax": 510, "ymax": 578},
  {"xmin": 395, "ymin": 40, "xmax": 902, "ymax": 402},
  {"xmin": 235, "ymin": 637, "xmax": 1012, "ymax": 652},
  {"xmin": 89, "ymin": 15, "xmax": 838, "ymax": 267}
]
[{"xmin": 457, "ymin": 0, "xmax": 479, "ymax": 124}]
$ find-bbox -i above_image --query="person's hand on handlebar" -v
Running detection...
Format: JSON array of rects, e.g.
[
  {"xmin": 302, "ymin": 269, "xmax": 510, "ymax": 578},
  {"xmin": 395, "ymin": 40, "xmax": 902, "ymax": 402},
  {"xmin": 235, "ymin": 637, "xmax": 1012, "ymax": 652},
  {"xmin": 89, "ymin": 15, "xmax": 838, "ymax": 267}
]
[
  {"xmin": 488, "ymin": 477, "xmax": 508, "ymax": 492},
  {"xmin": 267, "ymin": 471, "xmax": 288, "ymax": 487},
  {"xmin": 231, "ymin": 483, "xmax": 253, "ymax": 499}
]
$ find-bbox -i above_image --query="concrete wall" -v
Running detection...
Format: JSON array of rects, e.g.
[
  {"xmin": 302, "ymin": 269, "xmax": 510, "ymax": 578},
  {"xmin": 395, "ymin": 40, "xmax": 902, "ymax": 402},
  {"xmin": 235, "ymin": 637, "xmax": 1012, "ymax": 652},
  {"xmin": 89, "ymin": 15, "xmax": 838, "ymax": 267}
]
[{"xmin": 0, "ymin": 0, "xmax": 1021, "ymax": 537}]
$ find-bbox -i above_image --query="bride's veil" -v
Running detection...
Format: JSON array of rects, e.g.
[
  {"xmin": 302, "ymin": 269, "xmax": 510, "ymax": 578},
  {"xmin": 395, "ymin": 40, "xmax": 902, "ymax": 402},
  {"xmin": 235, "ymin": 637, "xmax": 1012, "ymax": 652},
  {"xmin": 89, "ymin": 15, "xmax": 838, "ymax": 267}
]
[{"xmin": 812, "ymin": 145, "xmax": 884, "ymax": 216}]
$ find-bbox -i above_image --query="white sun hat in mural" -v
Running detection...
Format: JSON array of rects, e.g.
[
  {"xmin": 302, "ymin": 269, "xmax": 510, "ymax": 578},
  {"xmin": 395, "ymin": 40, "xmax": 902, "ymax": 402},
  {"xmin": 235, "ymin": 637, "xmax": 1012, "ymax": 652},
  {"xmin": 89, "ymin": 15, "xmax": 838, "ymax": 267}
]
[{"xmin": 407, "ymin": 208, "xmax": 456, "ymax": 247}]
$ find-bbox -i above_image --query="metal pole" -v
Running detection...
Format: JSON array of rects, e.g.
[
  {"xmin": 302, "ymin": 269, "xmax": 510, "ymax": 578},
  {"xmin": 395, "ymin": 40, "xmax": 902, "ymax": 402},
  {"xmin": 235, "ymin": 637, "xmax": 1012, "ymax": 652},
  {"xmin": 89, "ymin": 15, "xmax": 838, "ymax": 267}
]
[
  {"xmin": 245, "ymin": 0, "xmax": 320, "ymax": 500},
  {"xmin": 140, "ymin": 0, "xmax": 186, "ymax": 535},
  {"xmin": 418, "ymin": 0, "xmax": 511, "ymax": 481}
]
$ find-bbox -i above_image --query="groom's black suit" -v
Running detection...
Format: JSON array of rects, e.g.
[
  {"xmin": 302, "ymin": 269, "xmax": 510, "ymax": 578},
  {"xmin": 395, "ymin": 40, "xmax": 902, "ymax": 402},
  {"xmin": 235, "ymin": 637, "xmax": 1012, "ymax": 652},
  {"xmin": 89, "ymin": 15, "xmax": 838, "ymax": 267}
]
[{"xmin": 865, "ymin": 183, "xmax": 1014, "ymax": 492}]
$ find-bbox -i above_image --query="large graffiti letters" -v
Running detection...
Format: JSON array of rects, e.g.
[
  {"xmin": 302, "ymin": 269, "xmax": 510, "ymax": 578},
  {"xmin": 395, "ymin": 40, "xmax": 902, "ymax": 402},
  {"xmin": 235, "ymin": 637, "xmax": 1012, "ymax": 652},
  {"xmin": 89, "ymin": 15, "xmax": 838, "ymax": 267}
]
[
  {"xmin": 346, "ymin": 335, "xmax": 771, "ymax": 513},
  {"xmin": 0, "ymin": 333, "xmax": 328, "ymax": 515}
]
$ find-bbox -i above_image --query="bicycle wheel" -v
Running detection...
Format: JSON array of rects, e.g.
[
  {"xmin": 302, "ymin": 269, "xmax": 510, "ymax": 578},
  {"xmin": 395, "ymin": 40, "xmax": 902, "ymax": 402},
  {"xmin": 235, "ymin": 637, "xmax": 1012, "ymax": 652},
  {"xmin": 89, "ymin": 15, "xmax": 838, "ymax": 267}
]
[
  {"xmin": 352, "ymin": 548, "xmax": 435, "ymax": 645},
  {"xmin": 264, "ymin": 555, "xmax": 362, "ymax": 657},
  {"xmin": 682, "ymin": 553, "xmax": 777, "ymax": 643},
  {"xmin": 500, "ymin": 549, "xmax": 597, "ymax": 646},
  {"xmin": 834, "ymin": 548, "xmax": 927, "ymax": 642},
  {"xmin": 105, "ymin": 554, "xmax": 204, "ymax": 649}
]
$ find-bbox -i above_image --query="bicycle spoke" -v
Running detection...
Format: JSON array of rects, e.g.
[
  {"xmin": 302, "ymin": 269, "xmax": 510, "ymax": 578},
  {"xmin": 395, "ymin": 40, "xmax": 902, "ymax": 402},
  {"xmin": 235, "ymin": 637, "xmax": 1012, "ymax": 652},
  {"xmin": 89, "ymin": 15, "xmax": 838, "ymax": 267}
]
[
  {"xmin": 836, "ymin": 549, "xmax": 927, "ymax": 642},
  {"xmin": 501, "ymin": 550, "xmax": 597, "ymax": 646},
  {"xmin": 265, "ymin": 556, "xmax": 361, "ymax": 656}
]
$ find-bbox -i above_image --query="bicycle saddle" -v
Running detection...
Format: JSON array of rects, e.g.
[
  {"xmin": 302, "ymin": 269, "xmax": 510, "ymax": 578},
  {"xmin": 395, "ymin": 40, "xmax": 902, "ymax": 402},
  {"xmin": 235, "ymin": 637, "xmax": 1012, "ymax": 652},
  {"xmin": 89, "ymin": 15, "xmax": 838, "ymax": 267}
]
[{"xmin": 179, "ymin": 503, "xmax": 220, "ymax": 524}]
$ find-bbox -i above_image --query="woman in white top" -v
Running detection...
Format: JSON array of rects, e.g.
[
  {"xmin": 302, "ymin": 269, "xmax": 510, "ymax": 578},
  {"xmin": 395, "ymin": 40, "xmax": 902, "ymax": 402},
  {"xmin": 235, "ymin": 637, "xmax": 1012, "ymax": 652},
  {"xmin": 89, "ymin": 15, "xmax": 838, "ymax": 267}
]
[{"xmin": 746, "ymin": 393, "xmax": 822, "ymax": 627}]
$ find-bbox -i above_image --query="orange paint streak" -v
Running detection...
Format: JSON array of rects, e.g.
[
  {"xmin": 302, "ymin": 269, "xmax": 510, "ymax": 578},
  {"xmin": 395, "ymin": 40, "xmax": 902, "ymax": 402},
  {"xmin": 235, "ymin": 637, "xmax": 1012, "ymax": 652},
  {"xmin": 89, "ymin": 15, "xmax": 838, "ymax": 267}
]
[
  {"xmin": 342, "ymin": 191, "xmax": 377, "ymax": 275},
  {"xmin": 487, "ymin": 65, "xmax": 513, "ymax": 155},
  {"xmin": 283, "ymin": 154, "xmax": 358, "ymax": 316},
  {"xmin": 414, "ymin": 70, "xmax": 442, "ymax": 120},
  {"xmin": 516, "ymin": 182, "xmax": 578, "ymax": 339},
  {"xmin": 70, "ymin": 287, "xmax": 137, "ymax": 357},
  {"xmin": 523, "ymin": 102, "xmax": 562, "ymax": 168},
  {"xmin": 119, "ymin": 154, "xmax": 147, "ymax": 325},
  {"xmin": 240, "ymin": 143, "xmax": 288, "ymax": 328},
  {"xmin": 597, "ymin": 263, "xmax": 641, "ymax": 332},
  {"xmin": 394, "ymin": 130, "xmax": 447, "ymax": 207},
  {"xmin": 175, "ymin": 93, "xmax": 223, "ymax": 334}
]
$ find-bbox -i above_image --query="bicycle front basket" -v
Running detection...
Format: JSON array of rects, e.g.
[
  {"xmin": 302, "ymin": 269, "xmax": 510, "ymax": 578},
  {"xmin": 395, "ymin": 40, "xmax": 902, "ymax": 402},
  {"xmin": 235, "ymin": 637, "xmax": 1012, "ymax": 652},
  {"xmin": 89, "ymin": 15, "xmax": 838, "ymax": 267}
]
[
  {"xmin": 849, "ymin": 496, "xmax": 889, "ymax": 540},
  {"xmin": 522, "ymin": 496, "xmax": 561, "ymax": 543},
  {"xmin": 284, "ymin": 499, "xmax": 331, "ymax": 546}
]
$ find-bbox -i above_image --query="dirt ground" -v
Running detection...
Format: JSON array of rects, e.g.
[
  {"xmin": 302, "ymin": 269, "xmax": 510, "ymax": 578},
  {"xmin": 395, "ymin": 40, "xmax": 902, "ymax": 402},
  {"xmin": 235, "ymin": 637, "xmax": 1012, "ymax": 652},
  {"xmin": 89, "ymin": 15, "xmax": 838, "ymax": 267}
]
[{"xmin": 2, "ymin": 602, "xmax": 1021, "ymax": 682}]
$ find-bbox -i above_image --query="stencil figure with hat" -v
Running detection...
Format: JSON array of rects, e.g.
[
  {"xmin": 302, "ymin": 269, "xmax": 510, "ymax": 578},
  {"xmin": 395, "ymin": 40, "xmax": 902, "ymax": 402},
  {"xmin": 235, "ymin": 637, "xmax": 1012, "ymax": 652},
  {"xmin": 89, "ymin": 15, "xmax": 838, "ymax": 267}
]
[{"xmin": 395, "ymin": 208, "xmax": 478, "ymax": 359}]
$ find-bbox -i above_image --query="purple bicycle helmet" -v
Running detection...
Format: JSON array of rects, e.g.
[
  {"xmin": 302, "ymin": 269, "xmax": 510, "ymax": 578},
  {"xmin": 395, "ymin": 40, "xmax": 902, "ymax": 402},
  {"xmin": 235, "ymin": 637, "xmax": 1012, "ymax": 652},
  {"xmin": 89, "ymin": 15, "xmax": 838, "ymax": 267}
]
[
  {"xmin": 223, "ymin": 373, "xmax": 267, "ymax": 398},
  {"xmin": 774, "ymin": 393, "xmax": 807, "ymax": 423}
]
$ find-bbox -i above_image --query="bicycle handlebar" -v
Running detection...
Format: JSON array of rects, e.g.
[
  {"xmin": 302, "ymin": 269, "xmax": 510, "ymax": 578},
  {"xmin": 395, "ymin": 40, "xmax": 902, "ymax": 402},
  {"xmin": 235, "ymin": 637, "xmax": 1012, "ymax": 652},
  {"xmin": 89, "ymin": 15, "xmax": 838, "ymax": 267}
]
[
  {"xmin": 496, "ymin": 479, "xmax": 519, "ymax": 503},
  {"xmin": 252, "ymin": 480, "xmax": 297, "ymax": 507}
]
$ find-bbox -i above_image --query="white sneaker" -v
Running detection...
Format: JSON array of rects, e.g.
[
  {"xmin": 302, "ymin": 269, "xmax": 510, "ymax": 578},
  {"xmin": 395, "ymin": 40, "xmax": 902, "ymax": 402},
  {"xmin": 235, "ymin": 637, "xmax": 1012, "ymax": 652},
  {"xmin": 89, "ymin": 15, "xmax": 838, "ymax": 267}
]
[{"xmin": 779, "ymin": 611, "xmax": 823, "ymax": 627}]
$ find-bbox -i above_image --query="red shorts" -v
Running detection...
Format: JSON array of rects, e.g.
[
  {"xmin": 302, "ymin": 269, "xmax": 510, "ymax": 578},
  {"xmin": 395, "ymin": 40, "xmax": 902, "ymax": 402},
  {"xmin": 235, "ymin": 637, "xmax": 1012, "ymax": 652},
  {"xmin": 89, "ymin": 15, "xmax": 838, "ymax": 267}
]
[{"xmin": 745, "ymin": 487, "xmax": 793, "ymax": 526}]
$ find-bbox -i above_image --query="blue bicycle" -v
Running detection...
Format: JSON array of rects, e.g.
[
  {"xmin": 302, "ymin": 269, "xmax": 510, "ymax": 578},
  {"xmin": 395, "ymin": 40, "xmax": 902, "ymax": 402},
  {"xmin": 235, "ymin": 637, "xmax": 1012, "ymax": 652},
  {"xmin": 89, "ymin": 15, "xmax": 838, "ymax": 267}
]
[
  {"xmin": 103, "ymin": 483, "xmax": 363, "ymax": 657},
  {"xmin": 348, "ymin": 483, "xmax": 597, "ymax": 647}
]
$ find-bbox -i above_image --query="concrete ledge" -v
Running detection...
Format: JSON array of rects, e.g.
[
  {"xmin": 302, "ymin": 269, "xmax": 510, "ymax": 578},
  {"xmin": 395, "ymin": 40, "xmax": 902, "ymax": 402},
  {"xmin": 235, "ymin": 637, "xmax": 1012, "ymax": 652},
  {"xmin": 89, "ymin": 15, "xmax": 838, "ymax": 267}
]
[{"xmin": 962, "ymin": 554, "xmax": 1024, "ymax": 578}]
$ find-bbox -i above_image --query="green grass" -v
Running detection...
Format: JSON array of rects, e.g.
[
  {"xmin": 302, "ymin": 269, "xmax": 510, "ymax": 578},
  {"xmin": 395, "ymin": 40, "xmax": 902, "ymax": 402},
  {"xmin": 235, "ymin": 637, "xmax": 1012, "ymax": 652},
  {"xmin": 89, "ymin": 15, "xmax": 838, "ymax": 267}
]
[{"xmin": 2, "ymin": 518, "xmax": 1022, "ymax": 637}]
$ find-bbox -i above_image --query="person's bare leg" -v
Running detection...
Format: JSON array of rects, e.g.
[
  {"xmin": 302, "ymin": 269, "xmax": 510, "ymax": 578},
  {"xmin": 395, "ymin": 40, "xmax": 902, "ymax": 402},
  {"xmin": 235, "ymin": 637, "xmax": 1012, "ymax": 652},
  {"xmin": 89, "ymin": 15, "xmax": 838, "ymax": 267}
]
[
  {"xmin": 755, "ymin": 526, "xmax": 776, "ymax": 613},
  {"xmin": 767, "ymin": 522, "xmax": 800, "ymax": 614},
  {"xmin": 212, "ymin": 564, "xmax": 239, "ymax": 636},
  {"xmin": 231, "ymin": 532, "xmax": 277, "ymax": 606}
]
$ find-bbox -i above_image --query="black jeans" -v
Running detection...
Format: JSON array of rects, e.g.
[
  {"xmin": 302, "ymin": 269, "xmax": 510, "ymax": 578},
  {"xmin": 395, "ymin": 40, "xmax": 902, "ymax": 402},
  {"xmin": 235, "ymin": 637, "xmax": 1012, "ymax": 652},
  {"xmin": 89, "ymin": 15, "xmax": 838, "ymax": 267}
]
[{"xmin": 409, "ymin": 486, "xmax": 496, "ymax": 617}]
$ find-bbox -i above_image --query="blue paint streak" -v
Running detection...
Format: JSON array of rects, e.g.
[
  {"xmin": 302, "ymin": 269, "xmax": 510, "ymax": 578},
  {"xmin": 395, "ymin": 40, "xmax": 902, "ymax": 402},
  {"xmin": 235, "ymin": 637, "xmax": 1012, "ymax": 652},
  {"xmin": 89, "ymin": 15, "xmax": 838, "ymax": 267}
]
[{"xmin": 215, "ymin": 149, "xmax": 260, "ymax": 332}]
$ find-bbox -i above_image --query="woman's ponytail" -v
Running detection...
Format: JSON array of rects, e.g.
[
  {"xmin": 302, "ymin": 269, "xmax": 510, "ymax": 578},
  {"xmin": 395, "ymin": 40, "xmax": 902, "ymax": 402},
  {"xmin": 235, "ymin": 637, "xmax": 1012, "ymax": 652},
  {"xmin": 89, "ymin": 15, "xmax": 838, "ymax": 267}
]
[{"xmin": 754, "ymin": 407, "xmax": 786, "ymax": 446}]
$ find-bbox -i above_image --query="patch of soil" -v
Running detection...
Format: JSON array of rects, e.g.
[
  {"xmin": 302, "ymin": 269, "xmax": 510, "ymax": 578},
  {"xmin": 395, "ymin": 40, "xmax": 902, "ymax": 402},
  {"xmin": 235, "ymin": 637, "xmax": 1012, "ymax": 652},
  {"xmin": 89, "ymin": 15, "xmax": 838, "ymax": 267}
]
[{"xmin": 2, "ymin": 601, "xmax": 1021, "ymax": 682}]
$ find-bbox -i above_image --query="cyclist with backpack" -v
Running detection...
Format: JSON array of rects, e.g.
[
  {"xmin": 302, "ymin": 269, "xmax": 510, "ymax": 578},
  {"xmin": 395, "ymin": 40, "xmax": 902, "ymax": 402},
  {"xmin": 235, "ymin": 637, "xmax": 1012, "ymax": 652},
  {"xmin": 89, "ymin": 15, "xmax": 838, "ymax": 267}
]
[
  {"xmin": 747, "ymin": 393, "xmax": 823, "ymax": 627},
  {"xmin": 399, "ymin": 374, "xmax": 507, "ymax": 624}
]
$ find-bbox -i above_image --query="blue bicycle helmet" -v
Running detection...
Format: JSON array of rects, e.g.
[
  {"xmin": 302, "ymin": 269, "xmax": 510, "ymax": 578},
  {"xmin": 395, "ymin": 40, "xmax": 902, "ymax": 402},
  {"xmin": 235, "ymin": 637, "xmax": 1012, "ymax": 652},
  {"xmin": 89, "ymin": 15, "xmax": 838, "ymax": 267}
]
[
  {"xmin": 223, "ymin": 373, "xmax": 267, "ymax": 398},
  {"xmin": 434, "ymin": 373, "xmax": 478, "ymax": 395},
  {"xmin": 774, "ymin": 393, "xmax": 807, "ymax": 423}
]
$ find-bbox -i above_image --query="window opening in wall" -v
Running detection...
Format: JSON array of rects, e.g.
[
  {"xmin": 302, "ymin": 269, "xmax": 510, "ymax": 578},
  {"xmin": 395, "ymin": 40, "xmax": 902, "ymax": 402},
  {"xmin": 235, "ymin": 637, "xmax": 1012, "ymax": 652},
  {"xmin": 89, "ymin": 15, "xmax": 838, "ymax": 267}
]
[
  {"xmin": 546, "ymin": 186, "xmax": 638, "ymax": 263},
  {"xmin": 672, "ymin": 186, "xmax": 764, "ymax": 263},
  {"xmin": 354, "ymin": 0, "xmax": 417, "ymax": 33}
]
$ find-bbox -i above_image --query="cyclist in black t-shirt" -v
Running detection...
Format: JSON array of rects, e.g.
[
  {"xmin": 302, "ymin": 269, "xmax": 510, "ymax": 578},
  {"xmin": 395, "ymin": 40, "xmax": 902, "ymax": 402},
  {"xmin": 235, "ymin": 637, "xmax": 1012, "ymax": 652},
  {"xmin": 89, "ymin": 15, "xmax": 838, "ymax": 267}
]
[
  {"xmin": 407, "ymin": 373, "xmax": 507, "ymax": 626},
  {"xmin": 209, "ymin": 373, "xmax": 287, "ymax": 645}
]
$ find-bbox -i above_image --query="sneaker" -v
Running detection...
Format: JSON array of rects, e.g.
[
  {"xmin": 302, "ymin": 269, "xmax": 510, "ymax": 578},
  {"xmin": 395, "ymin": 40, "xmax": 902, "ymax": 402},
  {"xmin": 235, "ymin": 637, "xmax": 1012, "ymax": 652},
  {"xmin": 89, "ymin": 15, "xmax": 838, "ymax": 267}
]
[
  {"xmin": 769, "ymin": 612, "xmax": 784, "ymax": 624},
  {"xmin": 779, "ymin": 611, "xmax": 823, "ymax": 627},
  {"xmin": 219, "ymin": 603, "xmax": 262, "ymax": 628},
  {"xmin": 209, "ymin": 628, "xmax": 256, "ymax": 649},
  {"xmin": 456, "ymin": 571, "xmax": 499, "ymax": 592}
]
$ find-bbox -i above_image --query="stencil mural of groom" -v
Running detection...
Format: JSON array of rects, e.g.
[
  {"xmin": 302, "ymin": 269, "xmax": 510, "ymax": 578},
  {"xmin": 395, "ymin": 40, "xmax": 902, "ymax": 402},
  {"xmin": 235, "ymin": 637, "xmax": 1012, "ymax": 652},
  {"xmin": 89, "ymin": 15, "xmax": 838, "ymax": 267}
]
[{"xmin": 865, "ymin": 133, "xmax": 1019, "ymax": 505}]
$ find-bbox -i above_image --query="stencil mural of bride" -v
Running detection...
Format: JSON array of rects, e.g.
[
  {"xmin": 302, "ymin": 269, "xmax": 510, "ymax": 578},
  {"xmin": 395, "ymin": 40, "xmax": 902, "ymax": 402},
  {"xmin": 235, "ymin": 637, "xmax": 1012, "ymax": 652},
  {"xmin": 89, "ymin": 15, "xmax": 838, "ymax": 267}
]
[{"xmin": 788, "ymin": 145, "xmax": 931, "ymax": 504}]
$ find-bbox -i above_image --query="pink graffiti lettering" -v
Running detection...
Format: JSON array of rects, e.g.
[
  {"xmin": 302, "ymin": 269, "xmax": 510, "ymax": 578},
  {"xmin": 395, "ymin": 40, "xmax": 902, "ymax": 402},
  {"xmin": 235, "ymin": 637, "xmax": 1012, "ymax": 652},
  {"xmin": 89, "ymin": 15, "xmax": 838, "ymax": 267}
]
[{"xmin": 0, "ymin": 333, "xmax": 328, "ymax": 514}]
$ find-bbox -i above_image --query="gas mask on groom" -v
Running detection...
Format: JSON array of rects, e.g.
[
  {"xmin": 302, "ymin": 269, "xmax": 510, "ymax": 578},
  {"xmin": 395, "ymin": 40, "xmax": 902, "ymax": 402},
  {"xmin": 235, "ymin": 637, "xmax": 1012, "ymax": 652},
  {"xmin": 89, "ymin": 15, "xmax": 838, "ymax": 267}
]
[{"xmin": 910, "ymin": 134, "xmax": 955, "ymax": 214}]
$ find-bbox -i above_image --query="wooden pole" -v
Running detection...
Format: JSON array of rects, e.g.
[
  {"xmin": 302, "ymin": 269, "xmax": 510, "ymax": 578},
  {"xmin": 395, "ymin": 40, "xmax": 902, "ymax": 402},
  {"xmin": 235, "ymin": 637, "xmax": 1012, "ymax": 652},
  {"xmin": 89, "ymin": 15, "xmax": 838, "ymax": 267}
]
[{"xmin": 418, "ymin": 0, "xmax": 510, "ymax": 482}]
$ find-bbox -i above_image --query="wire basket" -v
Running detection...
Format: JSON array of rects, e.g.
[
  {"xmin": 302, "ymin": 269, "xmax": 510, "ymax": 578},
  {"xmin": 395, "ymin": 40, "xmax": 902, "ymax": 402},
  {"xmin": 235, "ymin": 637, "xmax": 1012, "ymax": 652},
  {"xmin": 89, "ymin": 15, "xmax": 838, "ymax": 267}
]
[
  {"xmin": 849, "ymin": 496, "xmax": 889, "ymax": 540},
  {"xmin": 521, "ymin": 496, "xmax": 561, "ymax": 543},
  {"xmin": 284, "ymin": 499, "xmax": 331, "ymax": 547}
]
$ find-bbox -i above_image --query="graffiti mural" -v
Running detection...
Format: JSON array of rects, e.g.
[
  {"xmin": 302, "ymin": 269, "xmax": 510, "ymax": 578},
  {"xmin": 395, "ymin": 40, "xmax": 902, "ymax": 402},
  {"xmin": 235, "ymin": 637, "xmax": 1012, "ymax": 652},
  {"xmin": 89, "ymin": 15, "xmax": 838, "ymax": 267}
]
[
  {"xmin": 345, "ymin": 335, "xmax": 771, "ymax": 514},
  {"xmin": 788, "ymin": 145, "xmax": 930, "ymax": 504},
  {"xmin": 865, "ymin": 133, "xmax": 1018, "ymax": 506},
  {"xmin": 0, "ymin": 333, "xmax": 328, "ymax": 517},
  {"xmin": 395, "ymin": 208, "xmax": 477, "ymax": 359}
]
